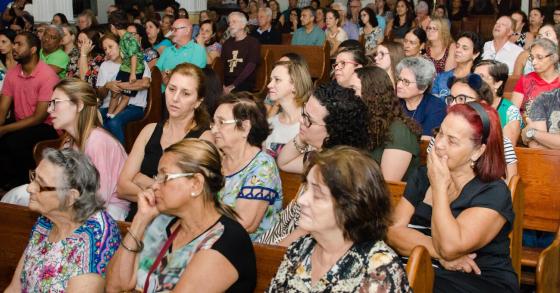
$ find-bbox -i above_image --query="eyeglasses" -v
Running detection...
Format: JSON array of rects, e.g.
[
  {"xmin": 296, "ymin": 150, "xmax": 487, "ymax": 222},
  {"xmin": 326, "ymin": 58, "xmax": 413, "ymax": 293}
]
[
  {"xmin": 528, "ymin": 53, "xmax": 553, "ymax": 63},
  {"xmin": 29, "ymin": 170, "xmax": 56, "ymax": 192},
  {"xmin": 426, "ymin": 26, "xmax": 438, "ymax": 32},
  {"xmin": 332, "ymin": 60, "xmax": 359, "ymax": 70},
  {"xmin": 301, "ymin": 106, "xmax": 325, "ymax": 128},
  {"xmin": 444, "ymin": 94, "xmax": 476, "ymax": 105},
  {"xmin": 537, "ymin": 31, "xmax": 554, "ymax": 39},
  {"xmin": 42, "ymin": 34, "xmax": 59, "ymax": 41},
  {"xmin": 153, "ymin": 172, "xmax": 195, "ymax": 184},
  {"xmin": 47, "ymin": 99, "xmax": 72, "ymax": 111},
  {"xmin": 396, "ymin": 77, "xmax": 417, "ymax": 87},
  {"xmin": 170, "ymin": 26, "xmax": 187, "ymax": 32},
  {"xmin": 209, "ymin": 119, "xmax": 238, "ymax": 129}
]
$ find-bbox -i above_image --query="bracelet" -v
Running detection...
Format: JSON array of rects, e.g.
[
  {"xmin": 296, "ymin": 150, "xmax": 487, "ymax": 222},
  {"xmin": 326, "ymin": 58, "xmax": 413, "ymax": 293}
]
[
  {"xmin": 123, "ymin": 228, "xmax": 144, "ymax": 252},
  {"xmin": 292, "ymin": 137, "xmax": 309, "ymax": 154},
  {"xmin": 120, "ymin": 240, "xmax": 142, "ymax": 253}
]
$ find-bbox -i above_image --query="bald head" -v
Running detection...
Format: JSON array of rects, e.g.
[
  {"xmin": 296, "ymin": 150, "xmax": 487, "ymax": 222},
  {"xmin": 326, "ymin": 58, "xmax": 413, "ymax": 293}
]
[{"xmin": 171, "ymin": 18, "xmax": 193, "ymax": 46}]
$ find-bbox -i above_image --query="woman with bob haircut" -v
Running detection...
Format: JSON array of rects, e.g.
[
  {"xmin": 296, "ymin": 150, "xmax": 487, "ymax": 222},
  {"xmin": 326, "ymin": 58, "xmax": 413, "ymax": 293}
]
[
  {"xmin": 267, "ymin": 146, "xmax": 411, "ymax": 292},
  {"xmin": 264, "ymin": 60, "xmax": 313, "ymax": 158},
  {"xmin": 388, "ymin": 102, "xmax": 518, "ymax": 292},
  {"xmin": 106, "ymin": 139, "xmax": 257, "ymax": 292},
  {"xmin": 211, "ymin": 92, "xmax": 282, "ymax": 240},
  {"xmin": 423, "ymin": 17, "xmax": 456, "ymax": 73},
  {"xmin": 117, "ymin": 63, "xmax": 213, "ymax": 221},
  {"xmin": 5, "ymin": 148, "xmax": 121, "ymax": 292}
]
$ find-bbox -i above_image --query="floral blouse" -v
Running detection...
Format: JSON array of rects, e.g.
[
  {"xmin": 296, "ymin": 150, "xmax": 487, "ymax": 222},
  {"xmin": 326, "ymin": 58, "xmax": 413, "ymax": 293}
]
[
  {"xmin": 20, "ymin": 211, "xmax": 121, "ymax": 292},
  {"xmin": 218, "ymin": 151, "xmax": 282, "ymax": 240},
  {"xmin": 360, "ymin": 26, "xmax": 384, "ymax": 54},
  {"xmin": 65, "ymin": 47, "xmax": 79, "ymax": 78},
  {"xmin": 267, "ymin": 235, "xmax": 412, "ymax": 292},
  {"xmin": 84, "ymin": 54, "xmax": 105, "ymax": 88}
]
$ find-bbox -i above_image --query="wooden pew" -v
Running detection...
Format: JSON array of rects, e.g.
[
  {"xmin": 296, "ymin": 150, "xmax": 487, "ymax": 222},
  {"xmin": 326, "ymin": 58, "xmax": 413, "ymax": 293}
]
[
  {"xmin": 261, "ymin": 42, "xmax": 331, "ymax": 85},
  {"xmin": 478, "ymin": 15, "xmax": 497, "ymax": 42},
  {"xmin": 281, "ymin": 33, "xmax": 292, "ymax": 45},
  {"xmin": 405, "ymin": 245, "xmax": 434, "ymax": 293},
  {"xmin": 279, "ymin": 171, "xmax": 301, "ymax": 208},
  {"xmin": 124, "ymin": 67, "xmax": 163, "ymax": 153},
  {"xmin": 211, "ymin": 48, "xmax": 270, "ymax": 94},
  {"xmin": 514, "ymin": 147, "xmax": 560, "ymax": 289},
  {"xmin": 253, "ymin": 243, "xmax": 286, "ymax": 292},
  {"xmin": 503, "ymin": 76, "xmax": 519, "ymax": 100},
  {"xmin": 33, "ymin": 138, "xmax": 63, "ymax": 165},
  {"xmin": 386, "ymin": 180, "xmax": 406, "ymax": 206}
]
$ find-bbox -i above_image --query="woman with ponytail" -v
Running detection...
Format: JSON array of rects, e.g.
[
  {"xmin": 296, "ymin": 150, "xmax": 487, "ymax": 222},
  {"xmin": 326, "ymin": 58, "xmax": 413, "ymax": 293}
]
[{"xmin": 106, "ymin": 138, "xmax": 257, "ymax": 293}]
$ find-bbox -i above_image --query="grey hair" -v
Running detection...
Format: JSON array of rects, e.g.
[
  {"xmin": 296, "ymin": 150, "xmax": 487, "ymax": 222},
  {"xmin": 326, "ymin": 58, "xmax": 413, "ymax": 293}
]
[
  {"xmin": 530, "ymin": 37, "xmax": 560, "ymax": 65},
  {"xmin": 415, "ymin": 1, "xmax": 429, "ymax": 13},
  {"xmin": 46, "ymin": 24, "xmax": 64, "ymax": 39},
  {"xmin": 259, "ymin": 7, "xmax": 272, "ymax": 18},
  {"xmin": 42, "ymin": 148, "xmax": 104, "ymax": 223},
  {"xmin": 229, "ymin": 11, "xmax": 248, "ymax": 26},
  {"xmin": 61, "ymin": 23, "xmax": 77, "ymax": 37},
  {"xmin": 396, "ymin": 57, "xmax": 436, "ymax": 92}
]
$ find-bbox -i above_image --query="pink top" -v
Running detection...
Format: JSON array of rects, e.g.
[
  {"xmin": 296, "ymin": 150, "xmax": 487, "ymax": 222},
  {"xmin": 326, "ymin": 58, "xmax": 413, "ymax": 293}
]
[
  {"xmin": 514, "ymin": 71, "xmax": 560, "ymax": 115},
  {"xmin": 2, "ymin": 61, "xmax": 60, "ymax": 123},
  {"xmin": 84, "ymin": 128, "xmax": 129, "ymax": 213}
]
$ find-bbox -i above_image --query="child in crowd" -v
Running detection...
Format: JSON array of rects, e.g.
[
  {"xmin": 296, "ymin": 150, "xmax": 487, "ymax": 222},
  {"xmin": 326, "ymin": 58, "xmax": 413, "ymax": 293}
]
[{"xmin": 107, "ymin": 10, "xmax": 144, "ymax": 118}]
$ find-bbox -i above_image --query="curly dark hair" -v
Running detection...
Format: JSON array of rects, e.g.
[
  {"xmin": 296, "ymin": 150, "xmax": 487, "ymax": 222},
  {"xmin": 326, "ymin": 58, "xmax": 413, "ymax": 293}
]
[
  {"xmin": 355, "ymin": 66, "xmax": 421, "ymax": 149},
  {"xmin": 313, "ymin": 81, "xmax": 369, "ymax": 149},
  {"xmin": 217, "ymin": 91, "xmax": 271, "ymax": 147},
  {"xmin": 304, "ymin": 146, "xmax": 392, "ymax": 243}
]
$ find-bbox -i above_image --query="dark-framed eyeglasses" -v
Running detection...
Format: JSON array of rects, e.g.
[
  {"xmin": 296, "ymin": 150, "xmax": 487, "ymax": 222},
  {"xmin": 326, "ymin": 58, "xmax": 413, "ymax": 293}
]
[
  {"xmin": 301, "ymin": 105, "xmax": 326, "ymax": 128},
  {"xmin": 528, "ymin": 53, "xmax": 553, "ymax": 63},
  {"xmin": 396, "ymin": 77, "xmax": 417, "ymax": 87},
  {"xmin": 170, "ymin": 26, "xmax": 188, "ymax": 32},
  {"xmin": 331, "ymin": 60, "xmax": 359, "ymax": 71},
  {"xmin": 29, "ymin": 170, "xmax": 56, "ymax": 192},
  {"xmin": 47, "ymin": 99, "xmax": 72, "ymax": 111},
  {"xmin": 445, "ymin": 94, "xmax": 477, "ymax": 105}
]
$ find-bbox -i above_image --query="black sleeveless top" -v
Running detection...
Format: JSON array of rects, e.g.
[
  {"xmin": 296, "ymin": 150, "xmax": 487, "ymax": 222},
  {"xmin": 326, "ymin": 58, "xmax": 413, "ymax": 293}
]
[{"xmin": 140, "ymin": 122, "xmax": 208, "ymax": 177}]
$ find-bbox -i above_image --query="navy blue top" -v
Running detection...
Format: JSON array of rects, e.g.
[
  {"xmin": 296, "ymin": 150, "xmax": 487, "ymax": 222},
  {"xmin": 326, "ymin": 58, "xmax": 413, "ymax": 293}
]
[{"xmin": 400, "ymin": 93, "xmax": 446, "ymax": 136}]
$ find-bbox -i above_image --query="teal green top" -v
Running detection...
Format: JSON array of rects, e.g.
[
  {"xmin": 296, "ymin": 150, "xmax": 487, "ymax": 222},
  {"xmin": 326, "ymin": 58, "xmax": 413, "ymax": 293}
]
[
  {"xmin": 291, "ymin": 25, "xmax": 326, "ymax": 46},
  {"xmin": 40, "ymin": 49, "xmax": 69, "ymax": 78},
  {"xmin": 496, "ymin": 97, "xmax": 523, "ymax": 129},
  {"xmin": 156, "ymin": 40, "xmax": 207, "ymax": 71},
  {"xmin": 119, "ymin": 32, "xmax": 145, "ymax": 74},
  {"xmin": 370, "ymin": 120, "xmax": 420, "ymax": 181}
]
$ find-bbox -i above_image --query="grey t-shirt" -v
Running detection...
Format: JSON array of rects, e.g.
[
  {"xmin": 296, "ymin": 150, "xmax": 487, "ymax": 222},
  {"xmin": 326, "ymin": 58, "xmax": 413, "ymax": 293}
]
[{"xmin": 529, "ymin": 88, "xmax": 560, "ymax": 134}]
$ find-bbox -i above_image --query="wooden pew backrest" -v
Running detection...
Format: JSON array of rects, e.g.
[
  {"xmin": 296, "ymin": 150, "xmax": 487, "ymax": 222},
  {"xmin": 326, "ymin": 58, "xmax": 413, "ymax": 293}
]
[
  {"xmin": 33, "ymin": 138, "xmax": 63, "ymax": 165},
  {"xmin": 386, "ymin": 180, "xmax": 406, "ymax": 206},
  {"xmin": 508, "ymin": 175, "xmax": 523, "ymax": 281},
  {"xmin": 253, "ymin": 243, "xmax": 286, "ymax": 292},
  {"xmin": 535, "ymin": 227, "xmax": 560, "ymax": 293},
  {"xmin": 405, "ymin": 245, "xmax": 434, "ymax": 293},
  {"xmin": 279, "ymin": 171, "xmax": 301, "ymax": 208}
]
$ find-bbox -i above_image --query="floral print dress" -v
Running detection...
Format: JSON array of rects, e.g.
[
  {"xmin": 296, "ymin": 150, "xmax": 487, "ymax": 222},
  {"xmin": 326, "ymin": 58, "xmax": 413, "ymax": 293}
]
[
  {"xmin": 20, "ymin": 211, "xmax": 121, "ymax": 292},
  {"xmin": 267, "ymin": 235, "xmax": 412, "ymax": 292},
  {"xmin": 65, "ymin": 47, "xmax": 79, "ymax": 78},
  {"xmin": 218, "ymin": 151, "xmax": 282, "ymax": 240},
  {"xmin": 84, "ymin": 54, "xmax": 105, "ymax": 88}
]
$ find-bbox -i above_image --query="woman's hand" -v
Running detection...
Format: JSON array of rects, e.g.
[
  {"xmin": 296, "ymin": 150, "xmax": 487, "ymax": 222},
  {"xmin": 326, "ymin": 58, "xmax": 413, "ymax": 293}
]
[
  {"xmin": 438, "ymin": 253, "xmax": 481, "ymax": 275},
  {"xmin": 136, "ymin": 188, "xmax": 159, "ymax": 223},
  {"xmin": 427, "ymin": 148, "xmax": 451, "ymax": 192},
  {"xmin": 106, "ymin": 81, "xmax": 122, "ymax": 94},
  {"xmin": 80, "ymin": 38, "xmax": 94, "ymax": 57}
]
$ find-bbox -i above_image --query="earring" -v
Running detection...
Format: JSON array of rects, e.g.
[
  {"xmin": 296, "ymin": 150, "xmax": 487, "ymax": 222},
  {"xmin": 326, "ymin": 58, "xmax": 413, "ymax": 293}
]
[
  {"xmin": 469, "ymin": 159, "xmax": 476, "ymax": 169},
  {"xmin": 191, "ymin": 192, "xmax": 197, "ymax": 197}
]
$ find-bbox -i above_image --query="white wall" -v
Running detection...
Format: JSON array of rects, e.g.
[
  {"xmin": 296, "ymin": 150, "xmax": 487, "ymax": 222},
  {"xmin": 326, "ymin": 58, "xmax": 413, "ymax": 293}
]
[{"xmin": 31, "ymin": 0, "xmax": 73, "ymax": 23}]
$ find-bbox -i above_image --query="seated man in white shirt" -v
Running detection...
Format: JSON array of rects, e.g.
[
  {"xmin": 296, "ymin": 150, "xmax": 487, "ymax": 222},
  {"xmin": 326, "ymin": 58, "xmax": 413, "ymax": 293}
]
[{"xmin": 482, "ymin": 16, "xmax": 524, "ymax": 75}]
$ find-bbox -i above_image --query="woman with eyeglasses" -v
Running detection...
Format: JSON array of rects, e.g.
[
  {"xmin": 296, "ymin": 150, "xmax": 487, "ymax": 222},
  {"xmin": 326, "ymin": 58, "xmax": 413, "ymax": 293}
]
[
  {"xmin": 2, "ymin": 78, "xmax": 130, "ymax": 220},
  {"xmin": 513, "ymin": 24, "xmax": 560, "ymax": 76},
  {"xmin": 211, "ymin": 92, "xmax": 282, "ymax": 240},
  {"xmin": 511, "ymin": 38, "xmax": 560, "ymax": 118},
  {"xmin": 388, "ymin": 101, "xmax": 518, "ymax": 292},
  {"xmin": 396, "ymin": 56, "xmax": 446, "ymax": 139},
  {"xmin": 423, "ymin": 18, "xmax": 456, "ymax": 74},
  {"xmin": 106, "ymin": 139, "xmax": 257, "ymax": 292},
  {"xmin": 332, "ymin": 46, "xmax": 368, "ymax": 88},
  {"xmin": 118, "ymin": 63, "xmax": 213, "ymax": 221},
  {"xmin": 371, "ymin": 40, "xmax": 405, "ymax": 87},
  {"xmin": 264, "ymin": 60, "xmax": 312, "ymax": 158},
  {"xmin": 474, "ymin": 60, "xmax": 522, "ymax": 146},
  {"xmin": 260, "ymin": 81, "xmax": 369, "ymax": 246},
  {"xmin": 5, "ymin": 148, "xmax": 121, "ymax": 293}
]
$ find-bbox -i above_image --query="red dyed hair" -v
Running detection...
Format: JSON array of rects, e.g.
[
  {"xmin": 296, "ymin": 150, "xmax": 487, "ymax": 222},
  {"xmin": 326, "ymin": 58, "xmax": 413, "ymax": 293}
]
[{"xmin": 447, "ymin": 103, "xmax": 506, "ymax": 182}]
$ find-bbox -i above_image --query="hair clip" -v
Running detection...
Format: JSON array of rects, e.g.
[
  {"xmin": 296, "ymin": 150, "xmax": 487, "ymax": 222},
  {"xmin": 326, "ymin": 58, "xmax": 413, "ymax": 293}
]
[{"xmin": 467, "ymin": 73, "xmax": 483, "ymax": 90}]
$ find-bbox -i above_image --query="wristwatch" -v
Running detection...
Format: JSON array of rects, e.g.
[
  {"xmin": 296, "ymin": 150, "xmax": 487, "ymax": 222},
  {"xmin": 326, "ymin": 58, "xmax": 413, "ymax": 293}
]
[{"xmin": 526, "ymin": 128, "xmax": 536, "ymax": 140}]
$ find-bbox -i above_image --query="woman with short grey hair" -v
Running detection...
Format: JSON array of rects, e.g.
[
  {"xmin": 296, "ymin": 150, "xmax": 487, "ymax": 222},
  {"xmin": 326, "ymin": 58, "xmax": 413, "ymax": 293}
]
[
  {"xmin": 396, "ymin": 56, "xmax": 446, "ymax": 138},
  {"xmin": 5, "ymin": 148, "xmax": 121, "ymax": 293}
]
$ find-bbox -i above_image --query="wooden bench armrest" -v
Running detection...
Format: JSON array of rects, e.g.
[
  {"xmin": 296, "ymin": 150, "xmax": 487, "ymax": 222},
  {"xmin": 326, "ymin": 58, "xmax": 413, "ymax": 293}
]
[
  {"xmin": 405, "ymin": 245, "xmax": 434, "ymax": 293},
  {"xmin": 536, "ymin": 235, "xmax": 560, "ymax": 293}
]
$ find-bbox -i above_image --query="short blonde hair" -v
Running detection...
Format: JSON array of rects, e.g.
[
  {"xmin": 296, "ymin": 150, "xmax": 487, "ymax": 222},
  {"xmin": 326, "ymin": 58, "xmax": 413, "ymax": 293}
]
[
  {"xmin": 273, "ymin": 61, "xmax": 313, "ymax": 106},
  {"xmin": 427, "ymin": 17, "xmax": 453, "ymax": 49}
]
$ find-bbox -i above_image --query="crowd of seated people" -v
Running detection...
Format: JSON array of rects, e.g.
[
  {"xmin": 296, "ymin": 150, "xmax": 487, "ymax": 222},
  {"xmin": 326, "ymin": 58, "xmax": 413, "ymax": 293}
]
[{"xmin": 1, "ymin": 0, "xmax": 560, "ymax": 292}]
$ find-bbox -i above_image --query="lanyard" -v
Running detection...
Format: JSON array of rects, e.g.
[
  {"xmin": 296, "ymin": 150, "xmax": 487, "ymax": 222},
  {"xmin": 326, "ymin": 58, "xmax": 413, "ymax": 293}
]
[{"xmin": 143, "ymin": 225, "xmax": 181, "ymax": 293}]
